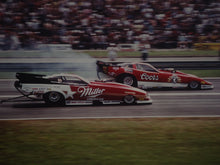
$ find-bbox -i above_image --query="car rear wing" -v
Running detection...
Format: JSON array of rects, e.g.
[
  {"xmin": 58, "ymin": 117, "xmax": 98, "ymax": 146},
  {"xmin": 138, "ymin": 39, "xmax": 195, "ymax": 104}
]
[
  {"xmin": 96, "ymin": 60, "xmax": 122, "ymax": 72},
  {"xmin": 96, "ymin": 61, "xmax": 122, "ymax": 80},
  {"xmin": 15, "ymin": 72, "xmax": 49, "ymax": 83},
  {"xmin": 96, "ymin": 61, "xmax": 109, "ymax": 73}
]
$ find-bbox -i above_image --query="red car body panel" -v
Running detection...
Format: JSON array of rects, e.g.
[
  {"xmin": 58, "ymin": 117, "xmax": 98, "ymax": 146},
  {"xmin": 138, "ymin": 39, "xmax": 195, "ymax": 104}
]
[
  {"xmin": 68, "ymin": 81, "xmax": 146, "ymax": 101},
  {"xmin": 97, "ymin": 61, "xmax": 213, "ymax": 89},
  {"xmin": 15, "ymin": 73, "xmax": 152, "ymax": 105}
]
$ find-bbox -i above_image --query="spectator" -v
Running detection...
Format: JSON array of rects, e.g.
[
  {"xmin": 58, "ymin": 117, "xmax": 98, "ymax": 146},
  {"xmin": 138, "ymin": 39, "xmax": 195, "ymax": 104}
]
[
  {"xmin": 0, "ymin": 0, "xmax": 219, "ymax": 50},
  {"xmin": 3, "ymin": 31, "xmax": 12, "ymax": 50},
  {"xmin": 140, "ymin": 44, "xmax": 150, "ymax": 61},
  {"xmin": 10, "ymin": 32, "xmax": 20, "ymax": 50},
  {"xmin": 178, "ymin": 33, "xmax": 189, "ymax": 48},
  {"xmin": 107, "ymin": 43, "xmax": 118, "ymax": 61},
  {"xmin": 141, "ymin": 46, "xmax": 148, "ymax": 61}
]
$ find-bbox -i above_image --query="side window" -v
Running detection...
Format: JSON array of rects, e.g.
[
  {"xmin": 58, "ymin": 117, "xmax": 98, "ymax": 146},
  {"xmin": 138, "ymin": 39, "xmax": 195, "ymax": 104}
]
[
  {"xmin": 137, "ymin": 64, "xmax": 157, "ymax": 72},
  {"xmin": 63, "ymin": 76, "xmax": 88, "ymax": 86},
  {"xmin": 49, "ymin": 76, "xmax": 63, "ymax": 83},
  {"xmin": 142, "ymin": 65, "xmax": 156, "ymax": 72},
  {"xmin": 120, "ymin": 64, "xmax": 133, "ymax": 68},
  {"xmin": 136, "ymin": 64, "xmax": 144, "ymax": 71},
  {"xmin": 127, "ymin": 64, "xmax": 133, "ymax": 68}
]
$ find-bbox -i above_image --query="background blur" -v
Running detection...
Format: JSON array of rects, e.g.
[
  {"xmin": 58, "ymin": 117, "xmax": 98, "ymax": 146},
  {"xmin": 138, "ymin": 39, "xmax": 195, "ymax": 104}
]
[{"xmin": 0, "ymin": 0, "xmax": 219, "ymax": 51}]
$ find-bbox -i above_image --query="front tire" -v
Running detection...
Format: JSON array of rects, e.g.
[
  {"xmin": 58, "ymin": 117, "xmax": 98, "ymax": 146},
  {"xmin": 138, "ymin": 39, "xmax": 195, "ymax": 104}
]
[
  {"xmin": 43, "ymin": 92, "xmax": 65, "ymax": 105},
  {"xmin": 117, "ymin": 75, "xmax": 137, "ymax": 87},
  {"xmin": 123, "ymin": 95, "xmax": 136, "ymax": 104},
  {"xmin": 188, "ymin": 81, "xmax": 200, "ymax": 89}
]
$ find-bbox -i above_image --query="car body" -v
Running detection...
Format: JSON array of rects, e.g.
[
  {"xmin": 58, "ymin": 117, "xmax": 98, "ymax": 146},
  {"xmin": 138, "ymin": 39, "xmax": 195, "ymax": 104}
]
[
  {"xmin": 96, "ymin": 61, "xmax": 213, "ymax": 90},
  {"xmin": 14, "ymin": 72, "xmax": 152, "ymax": 105}
]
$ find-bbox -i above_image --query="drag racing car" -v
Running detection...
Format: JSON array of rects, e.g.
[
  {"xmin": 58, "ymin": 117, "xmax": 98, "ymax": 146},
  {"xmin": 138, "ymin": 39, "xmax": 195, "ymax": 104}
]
[
  {"xmin": 96, "ymin": 61, "xmax": 213, "ymax": 90},
  {"xmin": 14, "ymin": 72, "xmax": 152, "ymax": 105}
]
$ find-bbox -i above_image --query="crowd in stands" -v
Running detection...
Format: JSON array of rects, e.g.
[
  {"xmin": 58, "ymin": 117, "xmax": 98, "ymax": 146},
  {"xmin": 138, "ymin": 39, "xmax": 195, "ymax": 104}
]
[{"xmin": 0, "ymin": 0, "xmax": 219, "ymax": 50}]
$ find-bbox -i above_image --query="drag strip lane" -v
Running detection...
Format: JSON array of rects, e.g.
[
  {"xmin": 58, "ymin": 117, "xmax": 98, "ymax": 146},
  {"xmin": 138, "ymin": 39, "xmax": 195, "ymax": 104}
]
[
  {"xmin": 0, "ymin": 78, "xmax": 220, "ymax": 120},
  {"xmin": 1, "ymin": 92, "xmax": 220, "ymax": 99},
  {"xmin": 0, "ymin": 92, "xmax": 220, "ymax": 120}
]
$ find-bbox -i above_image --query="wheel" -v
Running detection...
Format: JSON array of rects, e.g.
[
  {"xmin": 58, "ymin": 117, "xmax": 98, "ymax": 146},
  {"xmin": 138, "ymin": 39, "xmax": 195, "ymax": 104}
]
[
  {"xmin": 123, "ymin": 95, "xmax": 136, "ymax": 104},
  {"xmin": 188, "ymin": 81, "xmax": 200, "ymax": 89},
  {"xmin": 44, "ymin": 92, "xmax": 65, "ymax": 105},
  {"xmin": 117, "ymin": 75, "xmax": 137, "ymax": 87}
]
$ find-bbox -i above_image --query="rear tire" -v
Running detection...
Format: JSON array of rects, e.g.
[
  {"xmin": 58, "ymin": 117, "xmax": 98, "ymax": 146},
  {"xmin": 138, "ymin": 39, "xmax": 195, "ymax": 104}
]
[
  {"xmin": 123, "ymin": 95, "xmax": 136, "ymax": 104},
  {"xmin": 44, "ymin": 92, "xmax": 65, "ymax": 105}
]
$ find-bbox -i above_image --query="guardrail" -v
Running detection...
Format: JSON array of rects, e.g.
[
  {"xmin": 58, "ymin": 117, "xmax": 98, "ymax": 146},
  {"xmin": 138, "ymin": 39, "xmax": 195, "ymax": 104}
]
[
  {"xmin": 148, "ymin": 61, "xmax": 220, "ymax": 70},
  {"xmin": 194, "ymin": 43, "xmax": 220, "ymax": 50},
  {"xmin": 0, "ymin": 61, "xmax": 220, "ymax": 72}
]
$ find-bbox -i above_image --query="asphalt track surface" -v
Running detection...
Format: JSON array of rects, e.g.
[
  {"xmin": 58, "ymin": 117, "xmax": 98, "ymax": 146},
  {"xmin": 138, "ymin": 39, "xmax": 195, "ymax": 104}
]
[{"xmin": 0, "ymin": 78, "xmax": 220, "ymax": 120}]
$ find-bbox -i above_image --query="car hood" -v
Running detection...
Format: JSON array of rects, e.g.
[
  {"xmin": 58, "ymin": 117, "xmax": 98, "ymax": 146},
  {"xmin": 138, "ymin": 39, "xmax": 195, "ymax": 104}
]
[
  {"xmin": 90, "ymin": 81, "xmax": 146, "ymax": 94},
  {"xmin": 90, "ymin": 81, "xmax": 133, "ymax": 88},
  {"xmin": 160, "ymin": 70, "xmax": 198, "ymax": 77}
]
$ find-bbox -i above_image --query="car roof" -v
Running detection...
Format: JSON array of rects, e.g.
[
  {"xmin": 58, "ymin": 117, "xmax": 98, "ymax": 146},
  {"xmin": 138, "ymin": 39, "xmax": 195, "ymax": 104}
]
[{"xmin": 131, "ymin": 62, "xmax": 159, "ymax": 72}]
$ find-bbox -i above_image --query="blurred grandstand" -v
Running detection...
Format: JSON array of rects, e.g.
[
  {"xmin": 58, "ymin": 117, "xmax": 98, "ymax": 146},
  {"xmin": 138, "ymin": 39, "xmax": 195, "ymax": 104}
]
[{"xmin": 0, "ymin": 0, "xmax": 219, "ymax": 50}]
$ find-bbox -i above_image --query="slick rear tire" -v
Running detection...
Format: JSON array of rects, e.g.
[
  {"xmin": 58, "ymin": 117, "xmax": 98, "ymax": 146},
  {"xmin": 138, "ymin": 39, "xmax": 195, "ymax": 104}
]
[
  {"xmin": 117, "ymin": 75, "xmax": 137, "ymax": 87},
  {"xmin": 188, "ymin": 81, "xmax": 200, "ymax": 89},
  {"xmin": 123, "ymin": 95, "xmax": 136, "ymax": 104},
  {"xmin": 44, "ymin": 92, "xmax": 65, "ymax": 105}
]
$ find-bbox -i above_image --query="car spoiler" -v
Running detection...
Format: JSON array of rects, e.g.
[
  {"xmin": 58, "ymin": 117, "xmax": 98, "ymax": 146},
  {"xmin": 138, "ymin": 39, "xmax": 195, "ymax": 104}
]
[
  {"xmin": 96, "ymin": 61, "xmax": 109, "ymax": 73},
  {"xmin": 96, "ymin": 60, "xmax": 122, "ymax": 71},
  {"xmin": 96, "ymin": 60, "xmax": 125, "ymax": 80},
  {"xmin": 15, "ymin": 72, "xmax": 48, "ymax": 83}
]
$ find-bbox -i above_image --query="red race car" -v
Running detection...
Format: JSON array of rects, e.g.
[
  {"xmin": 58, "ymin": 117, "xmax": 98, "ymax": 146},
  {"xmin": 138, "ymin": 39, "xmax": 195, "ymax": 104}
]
[
  {"xmin": 97, "ymin": 61, "xmax": 213, "ymax": 90},
  {"xmin": 14, "ymin": 73, "xmax": 152, "ymax": 105}
]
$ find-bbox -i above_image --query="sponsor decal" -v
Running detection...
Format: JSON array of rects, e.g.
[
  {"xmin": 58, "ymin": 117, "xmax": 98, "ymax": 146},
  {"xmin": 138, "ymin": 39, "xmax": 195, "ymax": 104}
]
[
  {"xmin": 87, "ymin": 97, "xmax": 104, "ymax": 101},
  {"xmin": 31, "ymin": 87, "xmax": 44, "ymax": 93},
  {"xmin": 141, "ymin": 73, "xmax": 159, "ymax": 81},
  {"xmin": 32, "ymin": 87, "xmax": 52, "ymax": 93},
  {"xmin": 53, "ymin": 86, "xmax": 61, "ymax": 89},
  {"xmin": 77, "ymin": 87, "xmax": 105, "ymax": 97},
  {"xmin": 65, "ymin": 91, "xmax": 76, "ymax": 99},
  {"xmin": 168, "ymin": 75, "xmax": 181, "ymax": 83},
  {"xmin": 113, "ymin": 67, "xmax": 119, "ymax": 71}
]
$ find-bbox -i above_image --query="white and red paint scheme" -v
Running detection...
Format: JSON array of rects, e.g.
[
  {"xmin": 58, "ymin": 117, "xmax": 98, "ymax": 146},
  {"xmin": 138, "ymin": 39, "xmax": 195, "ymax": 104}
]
[
  {"xmin": 15, "ymin": 73, "xmax": 152, "ymax": 105},
  {"xmin": 97, "ymin": 61, "xmax": 213, "ymax": 90}
]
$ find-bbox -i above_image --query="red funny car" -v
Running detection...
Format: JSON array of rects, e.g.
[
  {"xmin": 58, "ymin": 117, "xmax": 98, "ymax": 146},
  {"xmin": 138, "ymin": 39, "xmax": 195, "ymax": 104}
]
[
  {"xmin": 14, "ymin": 73, "xmax": 152, "ymax": 105},
  {"xmin": 97, "ymin": 61, "xmax": 213, "ymax": 90}
]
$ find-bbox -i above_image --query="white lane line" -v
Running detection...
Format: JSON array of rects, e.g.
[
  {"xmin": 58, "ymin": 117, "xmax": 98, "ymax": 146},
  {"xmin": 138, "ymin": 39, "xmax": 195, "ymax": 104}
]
[
  {"xmin": 1, "ymin": 77, "xmax": 220, "ymax": 81},
  {"xmin": 0, "ymin": 79, "xmax": 17, "ymax": 81},
  {"xmin": 150, "ymin": 93, "xmax": 220, "ymax": 96},
  {"xmin": 1, "ymin": 115, "xmax": 220, "ymax": 121},
  {"xmin": 1, "ymin": 93, "xmax": 220, "ymax": 98}
]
